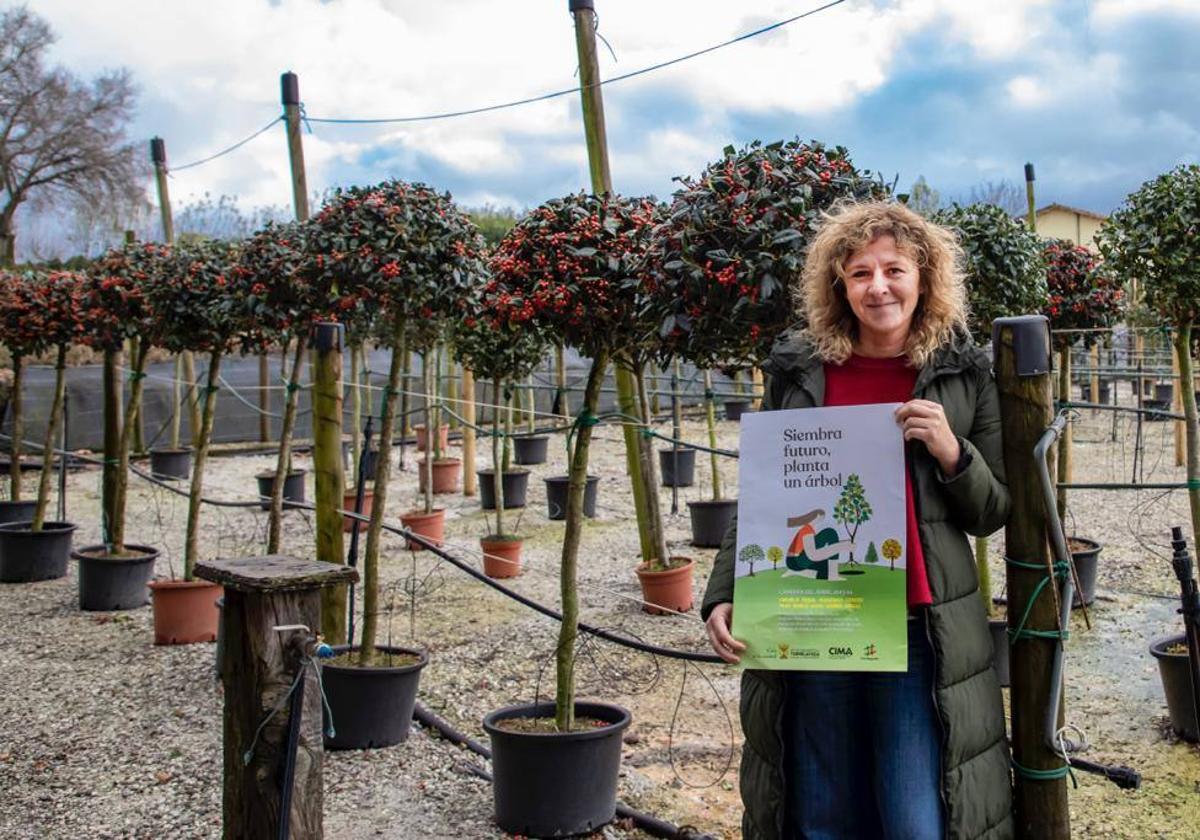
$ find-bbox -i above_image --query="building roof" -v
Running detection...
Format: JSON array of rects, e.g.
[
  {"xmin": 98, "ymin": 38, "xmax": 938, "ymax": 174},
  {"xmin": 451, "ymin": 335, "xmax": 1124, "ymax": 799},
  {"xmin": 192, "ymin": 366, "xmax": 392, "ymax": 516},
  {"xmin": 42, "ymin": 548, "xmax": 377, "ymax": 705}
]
[{"xmin": 1035, "ymin": 203, "xmax": 1108, "ymax": 222}]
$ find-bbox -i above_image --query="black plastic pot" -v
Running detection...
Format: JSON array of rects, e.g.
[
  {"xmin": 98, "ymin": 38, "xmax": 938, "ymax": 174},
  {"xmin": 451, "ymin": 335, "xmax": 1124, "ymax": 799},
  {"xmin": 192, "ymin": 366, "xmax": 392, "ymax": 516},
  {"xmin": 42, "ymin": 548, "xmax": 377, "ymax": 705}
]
[
  {"xmin": 723, "ymin": 400, "xmax": 752, "ymax": 421},
  {"xmin": 0, "ymin": 499, "xmax": 37, "ymax": 525},
  {"xmin": 1069, "ymin": 537, "xmax": 1101, "ymax": 608},
  {"xmin": 1144, "ymin": 398, "xmax": 1171, "ymax": 421},
  {"xmin": 658, "ymin": 448, "xmax": 695, "ymax": 488},
  {"xmin": 149, "ymin": 447, "xmax": 192, "ymax": 480},
  {"xmin": 483, "ymin": 701, "xmax": 631, "ymax": 838},
  {"xmin": 72, "ymin": 543, "xmax": 159, "ymax": 611},
  {"xmin": 0, "ymin": 521, "xmax": 77, "ymax": 583},
  {"xmin": 1150, "ymin": 635, "xmax": 1198, "ymax": 742},
  {"xmin": 989, "ymin": 618, "xmax": 1010, "ymax": 688},
  {"xmin": 1155, "ymin": 382, "xmax": 1174, "ymax": 404},
  {"xmin": 322, "ymin": 645, "xmax": 428, "ymax": 750},
  {"xmin": 545, "ymin": 475, "xmax": 599, "ymax": 521},
  {"xmin": 255, "ymin": 469, "xmax": 307, "ymax": 511},
  {"xmin": 687, "ymin": 498, "xmax": 738, "ymax": 548},
  {"xmin": 513, "ymin": 435, "xmax": 550, "ymax": 466},
  {"xmin": 478, "ymin": 468, "xmax": 530, "ymax": 510}
]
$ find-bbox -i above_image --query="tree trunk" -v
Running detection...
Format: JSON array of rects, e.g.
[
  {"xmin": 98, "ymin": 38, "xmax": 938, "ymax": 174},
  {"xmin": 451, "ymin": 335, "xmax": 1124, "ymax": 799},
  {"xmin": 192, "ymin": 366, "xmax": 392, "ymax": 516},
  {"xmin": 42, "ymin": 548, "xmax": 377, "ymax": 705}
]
[
  {"xmin": 268, "ymin": 339, "xmax": 307, "ymax": 554},
  {"xmin": 614, "ymin": 363, "xmax": 653, "ymax": 565},
  {"xmin": 183, "ymin": 351, "xmax": 223, "ymax": 580},
  {"xmin": 129, "ymin": 338, "xmax": 145, "ymax": 455},
  {"xmin": 31, "ymin": 346, "xmax": 67, "ymax": 531},
  {"xmin": 423, "ymin": 351, "xmax": 435, "ymax": 515},
  {"xmin": 8, "ymin": 355, "xmax": 22, "ymax": 501},
  {"xmin": 183, "ymin": 351, "xmax": 201, "ymax": 448},
  {"xmin": 703, "ymin": 369, "xmax": 722, "ymax": 500},
  {"xmin": 635, "ymin": 363, "xmax": 669, "ymax": 569},
  {"xmin": 556, "ymin": 348, "xmax": 609, "ymax": 732},
  {"xmin": 111, "ymin": 341, "xmax": 150, "ymax": 553},
  {"xmin": 350, "ymin": 343, "xmax": 362, "ymax": 483},
  {"xmin": 493, "ymin": 376, "xmax": 505, "ymax": 538},
  {"xmin": 101, "ymin": 348, "xmax": 121, "ymax": 547},
  {"xmin": 1176, "ymin": 325, "xmax": 1200, "ymax": 553},
  {"xmin": 359, "ymin": 320, "xmax": 406, "ymax": 666}
]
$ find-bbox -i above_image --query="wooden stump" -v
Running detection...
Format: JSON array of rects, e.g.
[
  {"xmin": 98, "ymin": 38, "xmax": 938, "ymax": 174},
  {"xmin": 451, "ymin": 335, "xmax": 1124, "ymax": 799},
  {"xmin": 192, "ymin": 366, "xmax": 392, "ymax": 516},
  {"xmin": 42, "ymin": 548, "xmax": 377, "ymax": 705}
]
[{"xmin": 196, "ymin": 555, "xmax": 358, "ymax": 840}]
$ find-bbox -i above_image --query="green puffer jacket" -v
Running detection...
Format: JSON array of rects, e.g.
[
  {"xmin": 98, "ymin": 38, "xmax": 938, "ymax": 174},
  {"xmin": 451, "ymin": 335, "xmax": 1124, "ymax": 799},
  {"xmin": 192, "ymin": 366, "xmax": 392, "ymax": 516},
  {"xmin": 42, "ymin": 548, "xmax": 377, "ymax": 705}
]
[{"xmin": 701, "ymin": 331, "xmax": 1014, "ymax": 840}]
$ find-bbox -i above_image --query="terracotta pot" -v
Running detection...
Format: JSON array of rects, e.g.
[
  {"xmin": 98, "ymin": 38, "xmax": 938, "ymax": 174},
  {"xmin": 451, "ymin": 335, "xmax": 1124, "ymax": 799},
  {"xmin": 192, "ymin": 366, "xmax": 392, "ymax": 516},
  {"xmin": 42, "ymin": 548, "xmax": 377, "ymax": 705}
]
[
  {"xmin": 418, "ymin": 458, "xmax": 461, "ymax": 495},
  {"xmin": 148, "ymin": 579, "xmax": 223, "ymax": 645},
  {"xmin": 399, "ymin": 508, "xmax": 445, "ymax": 551},
  {"xmin": 342, "ymin": 486, "xmax": 375, "ymax": 532},
  {"xmin": 414, "ymin": 423, "xmax": 450, "ymax": 453},
  {"xmin": 635, "ymin": 557, "xmax": 695, "ymax": 615},
  {"xmin": 481, "ymin": 535, "xmax": 523, "ymax": 579}
]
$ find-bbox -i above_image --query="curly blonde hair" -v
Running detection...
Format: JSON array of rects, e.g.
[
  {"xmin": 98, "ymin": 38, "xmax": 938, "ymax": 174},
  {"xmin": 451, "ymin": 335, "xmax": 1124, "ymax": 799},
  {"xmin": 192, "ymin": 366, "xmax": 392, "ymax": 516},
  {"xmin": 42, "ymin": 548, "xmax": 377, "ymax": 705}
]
[{"xmin": 798, "ymin": 201, "xmax": 969, "ymax": 368}]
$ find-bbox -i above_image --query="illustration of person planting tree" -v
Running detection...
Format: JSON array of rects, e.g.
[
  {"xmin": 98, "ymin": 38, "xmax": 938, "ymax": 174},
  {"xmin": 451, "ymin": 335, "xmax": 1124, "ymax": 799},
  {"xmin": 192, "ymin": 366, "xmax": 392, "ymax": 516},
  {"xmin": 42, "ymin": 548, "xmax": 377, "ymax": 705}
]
[{"xmin": 782, "ymin": 474, "xmax": 873, "ymax": 580}]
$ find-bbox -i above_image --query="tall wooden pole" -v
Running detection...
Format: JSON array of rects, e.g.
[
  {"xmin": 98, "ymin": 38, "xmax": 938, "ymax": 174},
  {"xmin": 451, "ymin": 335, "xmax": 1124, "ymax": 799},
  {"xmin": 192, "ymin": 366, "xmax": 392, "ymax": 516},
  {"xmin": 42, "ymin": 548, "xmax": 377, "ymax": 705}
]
[
  {"xmin": 462, "ymin": 367, "xmax": 477, "ymax": 496},
  {"xmin": 281, "ymin": 72, "xmax": 310, "ymax": 222},
  {"xmin": 311, "ymin": 324, "xmax": 347, "ymax": 644},
  {"xmin": 151, "ymin": 137, "xmax": 200, "ymax": 450},
  {"xmin": 570, "ymin": 0, "xmax": 659, "ymax": 564},
  {"xmin": 994, "ymin": 316, "xmax": 1070, "ymax": 838}
]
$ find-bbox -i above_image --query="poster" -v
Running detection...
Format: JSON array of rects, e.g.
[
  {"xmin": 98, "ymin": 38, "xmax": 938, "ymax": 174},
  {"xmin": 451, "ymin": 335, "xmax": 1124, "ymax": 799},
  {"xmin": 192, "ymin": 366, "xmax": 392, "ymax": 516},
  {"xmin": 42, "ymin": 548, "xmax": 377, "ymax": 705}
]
[{"xmin": 731, "ymin": 404, "xmax": 908, "ymax": 671}]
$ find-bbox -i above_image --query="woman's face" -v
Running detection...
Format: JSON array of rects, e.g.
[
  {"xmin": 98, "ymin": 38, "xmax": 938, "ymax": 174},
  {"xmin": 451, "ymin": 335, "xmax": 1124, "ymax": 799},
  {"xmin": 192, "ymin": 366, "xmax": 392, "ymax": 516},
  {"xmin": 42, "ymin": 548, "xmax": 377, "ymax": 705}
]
[{"xmin": 842, "ymin": 234, "xmax": 921, "ymax": 347}]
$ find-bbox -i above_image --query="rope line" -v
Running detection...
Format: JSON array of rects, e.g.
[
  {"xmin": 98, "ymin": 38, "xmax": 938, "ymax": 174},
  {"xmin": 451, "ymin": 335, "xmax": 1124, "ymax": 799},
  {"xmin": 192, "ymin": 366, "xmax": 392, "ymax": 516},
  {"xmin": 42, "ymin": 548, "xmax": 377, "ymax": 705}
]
[
  {"xmin": 170, "ymin": 115, "xmax": 284, "ymax": 172},
  {"xmin": 303, "ymin": 0, "xmax": 847, "ymax": 125}
]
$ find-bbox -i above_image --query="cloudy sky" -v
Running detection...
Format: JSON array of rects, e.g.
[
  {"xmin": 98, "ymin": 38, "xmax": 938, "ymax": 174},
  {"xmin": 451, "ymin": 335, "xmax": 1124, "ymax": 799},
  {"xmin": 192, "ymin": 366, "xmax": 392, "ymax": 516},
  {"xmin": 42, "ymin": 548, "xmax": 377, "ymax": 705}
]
[{"xmin": 29, "ymin": 0, "xmax": 1200, "ymax": 219}]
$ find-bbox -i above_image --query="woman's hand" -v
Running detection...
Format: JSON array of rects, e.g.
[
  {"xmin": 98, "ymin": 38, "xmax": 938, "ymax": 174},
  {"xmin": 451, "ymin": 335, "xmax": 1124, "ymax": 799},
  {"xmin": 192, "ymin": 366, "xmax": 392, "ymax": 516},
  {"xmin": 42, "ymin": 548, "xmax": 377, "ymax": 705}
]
[
  {"xmin": 895, "ymin": 399, "xmax": 961, "ymax": 476},
  {"xmin": 705, "ymin": 602, "xmax": 746, "ymax": 664}
]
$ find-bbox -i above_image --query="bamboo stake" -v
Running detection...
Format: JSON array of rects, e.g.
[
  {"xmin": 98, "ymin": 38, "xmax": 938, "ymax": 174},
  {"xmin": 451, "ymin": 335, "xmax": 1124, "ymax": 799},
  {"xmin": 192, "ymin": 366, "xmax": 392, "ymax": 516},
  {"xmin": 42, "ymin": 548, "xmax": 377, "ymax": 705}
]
[{"xmin": 462, "ymin": 366, "xmax": 477, "ymax": 496}]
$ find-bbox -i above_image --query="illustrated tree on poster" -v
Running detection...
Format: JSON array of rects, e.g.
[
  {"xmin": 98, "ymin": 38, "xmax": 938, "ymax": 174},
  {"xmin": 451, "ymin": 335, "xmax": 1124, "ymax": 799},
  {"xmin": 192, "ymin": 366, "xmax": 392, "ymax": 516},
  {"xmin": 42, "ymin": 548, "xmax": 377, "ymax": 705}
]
[
  {"xmin": 833, "ymin": 473, "xmax": 872, "ymax": 564},
  {"xmin": 739, "ymin": 544, "xmax": 765, "ymax": 577},
  {"xmin": 865, "ymin": 541, "xmax": 879, "ymax": 564},
  {"xmin": 882, "ymin": 539, "xmax": 902, "ymax": 571},
  {"xmin": 767, "ymin": 545, "xmax": 784, "ymax": 571}
]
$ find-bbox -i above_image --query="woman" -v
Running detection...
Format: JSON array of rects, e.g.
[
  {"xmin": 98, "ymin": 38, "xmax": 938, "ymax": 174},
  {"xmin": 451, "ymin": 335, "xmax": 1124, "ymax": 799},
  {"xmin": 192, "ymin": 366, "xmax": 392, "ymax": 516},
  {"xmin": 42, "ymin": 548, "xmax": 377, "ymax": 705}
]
[{"xmin": 702, "ymin": 201, "xmax": 1012, "ymax": 839}]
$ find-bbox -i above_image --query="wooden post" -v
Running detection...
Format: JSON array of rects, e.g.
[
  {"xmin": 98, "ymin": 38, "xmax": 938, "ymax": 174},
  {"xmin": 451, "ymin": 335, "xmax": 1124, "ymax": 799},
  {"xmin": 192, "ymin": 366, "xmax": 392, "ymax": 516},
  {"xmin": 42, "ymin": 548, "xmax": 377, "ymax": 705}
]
[
  {"xmin": 196, "ymin": 554, "xmax": 357, "ymax": 840},
  {"xmin": 150, "ymin": 137, "xmax": 200, "ymax": 449},
  {"xmin": 994, "ymin": 316, "xmax": 1070, "ymax": 839},
  {"xmin": 1024, "ymin": 163, "xmax": 1037, "ymax": 231},
  {"xmin": 462, "ymin": 367, "xmax": 477, "ymax": 496},
  {"xmin": 281, "ymin": 72, "xmax": 310, "ymax": 222},
  {"xmin": 310, "ymin": 324, "xmax": 347, "ymax": 644},
  {"xmin": 1089, "ymin": 343, "xmax": 1099, "ymax": 408},
  {"xmin": 571, "ymin": 0, "xmax": 657, "ymax": 564}
]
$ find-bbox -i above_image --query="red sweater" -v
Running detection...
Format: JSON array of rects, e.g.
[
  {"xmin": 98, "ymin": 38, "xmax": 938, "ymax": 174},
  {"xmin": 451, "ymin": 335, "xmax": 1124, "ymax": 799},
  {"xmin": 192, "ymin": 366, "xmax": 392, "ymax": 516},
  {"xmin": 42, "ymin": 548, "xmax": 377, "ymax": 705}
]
[{"xmin": 824, "ymin": 354, "xmax": 932, "ymax": 607}]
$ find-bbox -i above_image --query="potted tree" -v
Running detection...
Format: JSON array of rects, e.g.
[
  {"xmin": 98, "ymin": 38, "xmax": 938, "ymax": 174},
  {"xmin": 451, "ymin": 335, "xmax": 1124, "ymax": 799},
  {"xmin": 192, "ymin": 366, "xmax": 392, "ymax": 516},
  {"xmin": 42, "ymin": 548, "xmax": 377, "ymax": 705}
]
[
  {"xmin": 935, "ymin": 202, "xmax": 1048, "ymax": 682},
  {"xmin": 305, "ymin": 180, "xmax": 484, "ymax": 750},
  {"xmin": 1043, "ymin": 238, "xmax": 1126, "ymax": 608},
  {"xmin": 0, "ymin": 269, "xmax": 37, "ymax": 525},
  {"xmin": 1100, "ymin": 166, "xmax": 1200, "ymax": 735},
  {"xmin": 0, "ymin": 270, "xmax": 84, "ymax": 582},
  {"xmin": 232, "ymin": 220, "xmax": 326, "ymax": 551},
  {"xmin": 70, "ymin": 241, "xmax": 171, "ymax": 609},
  {"xmin": 453, "ymin": 306, "xmax": 547, "ymax": 578},
  {"xmin": 141, "ymin": 239, "xmax": 245, "ymax": 644},
  {"xmin": 648, "ymin": 138, "xmax": 886, "ymax": 547},
  {"xmin": 482, "ymin": 193, "xmax": 665, "ymax": 835}
]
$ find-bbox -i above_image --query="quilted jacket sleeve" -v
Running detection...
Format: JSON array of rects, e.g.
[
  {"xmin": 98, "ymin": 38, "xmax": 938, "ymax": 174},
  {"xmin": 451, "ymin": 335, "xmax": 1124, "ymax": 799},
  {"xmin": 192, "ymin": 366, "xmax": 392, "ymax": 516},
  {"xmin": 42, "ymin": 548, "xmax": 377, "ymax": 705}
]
[{"xmin": 936, "ymin": 363, "xmax": 1012, "ymax": 537}]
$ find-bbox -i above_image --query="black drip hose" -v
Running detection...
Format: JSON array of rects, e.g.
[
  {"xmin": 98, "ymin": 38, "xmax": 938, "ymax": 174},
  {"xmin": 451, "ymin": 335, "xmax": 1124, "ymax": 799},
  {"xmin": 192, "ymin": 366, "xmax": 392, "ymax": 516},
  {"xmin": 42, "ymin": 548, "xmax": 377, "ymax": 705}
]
[{"xmin": 411, "ymin": 703, "xmax": 718, "ymax": 840}]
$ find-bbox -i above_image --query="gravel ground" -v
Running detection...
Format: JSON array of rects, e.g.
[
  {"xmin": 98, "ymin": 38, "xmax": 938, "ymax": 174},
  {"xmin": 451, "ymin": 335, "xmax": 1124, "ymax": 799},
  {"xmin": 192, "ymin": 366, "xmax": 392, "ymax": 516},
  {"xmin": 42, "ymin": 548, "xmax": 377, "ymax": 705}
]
[{"xmin": 1, "ymin": 381, "xmax": 1198, "ymax": 839}]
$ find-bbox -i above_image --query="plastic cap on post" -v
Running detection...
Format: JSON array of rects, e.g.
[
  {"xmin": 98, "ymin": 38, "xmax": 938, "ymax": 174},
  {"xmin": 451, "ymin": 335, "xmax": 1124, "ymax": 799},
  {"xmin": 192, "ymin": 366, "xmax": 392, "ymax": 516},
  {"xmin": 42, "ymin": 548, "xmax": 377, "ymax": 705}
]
[
  {"xmin": 281, "ymin": 71, "xmax": 300, "ymax": 107},
  {"xmin": 991, "ymin": 315, "xmax": 1051, "ymax": 377},
  {"xmin": 150, "ymin": 137, "xmax": 166, "ymax": 165},
  {"xmin": 1024, "ymin": 162, "xmax": 1036, "ymax": 182},
  {"xmin": 311, "ymin": 322, "xmax": 344, "ymax": 353},
  {"xmin": 569, "ymin": 0, "xmax": 595, "ymax": 11}
]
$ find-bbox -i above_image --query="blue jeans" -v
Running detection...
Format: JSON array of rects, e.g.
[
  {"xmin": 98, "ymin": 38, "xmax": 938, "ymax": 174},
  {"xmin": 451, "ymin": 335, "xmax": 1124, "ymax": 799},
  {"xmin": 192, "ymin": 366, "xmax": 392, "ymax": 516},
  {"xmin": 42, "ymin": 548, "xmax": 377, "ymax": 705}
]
[{"xmin": 783, "ymin": 615, "xmax": 944, "ymax": 839}]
